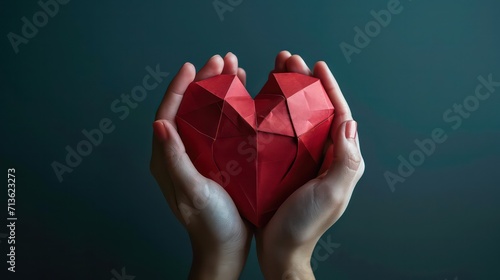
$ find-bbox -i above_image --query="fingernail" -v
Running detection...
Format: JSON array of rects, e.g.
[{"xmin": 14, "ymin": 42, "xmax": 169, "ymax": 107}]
[
  {"xmin": 225, "ymin": 51, "xmax": 233, "ymax": 57},
  {"xmin": 179, "ymin": 62, "xmax": 189, "ymax": 72},
  {"xmin": 153, "ymin": 121, "xmax": 168, "ymax": 141},
  {"xmin": 345, "ymin": 120, "xmax": 357, "ymax": 139},
  {"xmin": 211, "ymin": 54, "xmax": 221, "ymax": 60}
]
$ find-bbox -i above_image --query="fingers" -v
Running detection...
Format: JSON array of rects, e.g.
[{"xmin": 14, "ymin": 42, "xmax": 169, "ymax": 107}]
[
  {"xmin": 321, "ymin": 120, "xmax": 363, "ymax": 188},
  {"xmin": 155, "ymin": 54, "xmax": 230, "ymax": 124},
  {"xmin": 154, "ymin": 120, "xmax": 204, "ymax": 187},
  {"xmin": 222, "ymin": 52, "xmax": 238, "ymax": 75},
  {"xmin": 156, "ymin": 53, "xmax": 238, "ymax": 142},
  {"xmin": 237, "ymin": 67, "xmax": 246, "ymax": 86},
  {"xmin": 222, "ymin": 52, "xmax": 246, "ymax": 85},
  {"xmin": 271, "ymin": 51, "xmax": 312, "ymax": 76},
  {"xmin": 194, "ymin": 54, "xmax": 224, "ymax": 82},
  {"xmin": 313, "ymin": 61, "xmax": 352, "ymax": 131},
  {"xmin": 155, "ymin": 63, "xmax": 196, "ymax": 123},
  {"xmin": 273, "ymin": 50, "xmax": 292, "ymax": 73},
  {"xmin": 308, "ymin": 120, "xmax": 363, "ymax": 230},
  {"xmin": 285, "ymin": 54, "xmax": 312, "ymax": 76},
  {"xmin": 151, "ymin": 121, "xmax": 180, "ymax": 219}
]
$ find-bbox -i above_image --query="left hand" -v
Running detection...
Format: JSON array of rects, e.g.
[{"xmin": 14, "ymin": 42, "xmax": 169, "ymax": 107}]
[{"xmin": 150, "ymin": 53, "xmax": 252, "ymax": 280}]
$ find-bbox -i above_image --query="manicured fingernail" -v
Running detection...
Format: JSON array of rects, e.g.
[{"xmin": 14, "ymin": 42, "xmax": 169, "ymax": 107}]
[
  {"xmin": 153, "ymin": 121, "xmax": 168, "ymax": 141},
  {"xmin": 345, "ymin": 120, "xmax": 357, "ymax": 139}
]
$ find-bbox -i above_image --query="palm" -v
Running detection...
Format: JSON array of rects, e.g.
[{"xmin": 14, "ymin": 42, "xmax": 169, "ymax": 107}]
[{"xmin": 173, "ymin": 171, "xmax": 251, "ymax": 245}]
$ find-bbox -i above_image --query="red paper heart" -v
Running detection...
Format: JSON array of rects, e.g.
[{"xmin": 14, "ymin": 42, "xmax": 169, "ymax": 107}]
[{"xmin": 176, "ymin": 73, "xmax": 334, "ymax": 227}]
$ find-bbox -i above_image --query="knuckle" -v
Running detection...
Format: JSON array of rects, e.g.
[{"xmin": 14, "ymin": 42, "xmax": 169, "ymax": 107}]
[
  {"xmin": 358, "ymin": 158, "xmax": 366, "ymax": 176},
  {"xmin": 344, "ymin": 148, "xmax": 362, "ymax": 172},
  {"xmin": 315, "ymin": 182, "xmax": 346, "ymax": 206}
]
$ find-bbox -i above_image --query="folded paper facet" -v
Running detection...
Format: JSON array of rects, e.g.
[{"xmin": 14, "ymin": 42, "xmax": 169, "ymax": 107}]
[{"xmin": 176, "ymin": 73, "xmax": 334, "ymax": 227}]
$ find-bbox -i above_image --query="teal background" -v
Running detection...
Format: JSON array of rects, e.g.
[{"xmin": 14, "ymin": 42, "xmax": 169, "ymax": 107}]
[{"xmin": 1, "ymin": 0, "xmax": 499, "ymax": 279}]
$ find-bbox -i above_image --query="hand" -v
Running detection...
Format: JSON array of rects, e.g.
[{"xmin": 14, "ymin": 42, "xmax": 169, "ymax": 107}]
[
  {"xmin": 150, "ymin": 53, "xmax": 252, "ymax": 280},
  {"xmin": 255, "ymin": 51, "xmax": 365, "ymax": 280}
]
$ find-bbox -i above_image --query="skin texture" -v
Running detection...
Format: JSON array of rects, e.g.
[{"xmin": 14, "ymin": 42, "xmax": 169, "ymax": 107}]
[{"xmin": 150, "ymin": 51, "xmax": 365, "ymax": 279}]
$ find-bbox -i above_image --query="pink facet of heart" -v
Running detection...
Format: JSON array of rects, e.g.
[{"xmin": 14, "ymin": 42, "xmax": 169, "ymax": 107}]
[{"xmin": 176, "ymin": 73, "xmax": 334, "ymax": 227}]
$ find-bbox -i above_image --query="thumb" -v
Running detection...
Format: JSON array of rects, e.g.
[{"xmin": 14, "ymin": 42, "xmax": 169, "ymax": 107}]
[
  {"xmin": 153, "ymin": 120, "xmax": 203, "ymax": 186},
  {"xmin": 321, "ymin": 120, "xmax": 363, "ymax": 187}
]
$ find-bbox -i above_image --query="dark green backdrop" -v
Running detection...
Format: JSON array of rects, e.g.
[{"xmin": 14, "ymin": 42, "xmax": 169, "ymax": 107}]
[{"xmin": 1, "ymin": 0, "xmax": 499, "ymax": 279}]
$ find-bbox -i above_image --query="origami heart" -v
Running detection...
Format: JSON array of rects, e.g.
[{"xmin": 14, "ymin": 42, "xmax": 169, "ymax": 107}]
[{"xmin": 176, "ymin": 73, "xmax": 334, "ymax": 227}]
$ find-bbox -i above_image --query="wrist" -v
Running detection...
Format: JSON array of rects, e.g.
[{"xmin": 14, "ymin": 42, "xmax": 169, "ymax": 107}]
[
  {"xmin": 189, "ymin": 239, "xmax": 249, "ymax": 280},
  {"xmin": 260, "ymin": 246, "xmax": 315, "ymax": 280},
  {"xmin": 189, "ymin": 252, "xmax": 241, "ymax": 280}
]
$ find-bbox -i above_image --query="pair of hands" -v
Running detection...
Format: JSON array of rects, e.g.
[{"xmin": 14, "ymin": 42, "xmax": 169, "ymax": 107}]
[{"xmin": 150, "ymin": 51, "xmax": 365, "ymax": 279}]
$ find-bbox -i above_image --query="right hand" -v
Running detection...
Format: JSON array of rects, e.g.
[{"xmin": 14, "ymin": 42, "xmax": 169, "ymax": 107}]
[{"xmin": 255, "ymin": 51, "xmax": 365, "ymax": 280}]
